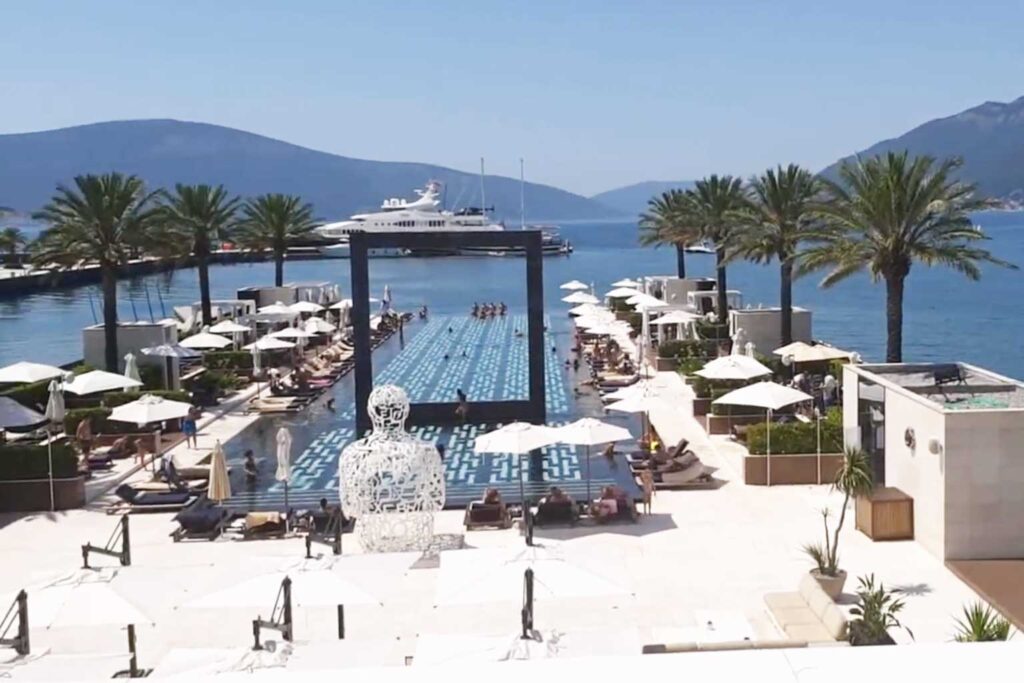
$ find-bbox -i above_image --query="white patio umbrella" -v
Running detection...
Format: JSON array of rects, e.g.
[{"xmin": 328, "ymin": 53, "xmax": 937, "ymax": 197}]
[
  {"xmin": 44, "ymin": 379, "xmax": 65, "ymax": 512},
  {"xmin": 773, "ymin": 341, "xmax": 854, "ymax": 364},
  {"xmin": 108, "ymin": 394, "xmax": 192, "ymax": 427},
  {"xmin": 713, "ymin": 381, "xmax": 812, "ymax": 485},
  {"xmin": 611, "ymin": 278, "xmax": 641, "ymax": 288},
  {"xmin": 652, "ymin": 310, "xmax": 700, "ymax": 326},
  {"xmin": 604, "ymin": 287, "xmax": 642, "ymax": 299},
  {"xmin": 330, "ymin": 297, "xmax": 379, "ymax": 310},
  {"xmin": 559, "ymin": 280, "xmax": 589, "ymax": 291},
  {"xmin": 0, "ymin": 361, "xmax": 65, "ymax": 384},
  {"xmin": 694, "ymin": 355, "xmax": 772, "ymax": 381},
  {"xmin": 435, "ymin": 545, "xmax": 628, "ymax": 606},
  {"xmin": 0, "ymin": 398, "xmax": 44, "ymax": 431},
  {"xmin": 244, "ymin": 336, "xmax": 296, "ymax": 351},
  {"xmin": 603, "ymin": 375, "xmax": 693, "ymax": 401},
  {"xmin": 474, "ymin": 423, "xmax": 560, "ymax": 505},
  {"xmin": 181, "ymin": 330, "xmax": 232, "ymax": 350},
  {"xmin": 208, "ymin": 320, "xmax": 251, "ymax": 335},
  {"xmin": 275, "ymin": 427, "xmax": 293, "ymax": 527},
  {"xmin": 556, "ymin": 418, "xmax": 633, "ymax": 501},
  {"xmin": 208, "ymin": 440, "xmax": 232, "ymax": 503},
  {"xmin": 30, "ymin": 569, "xmax": 150, "ymax": 629},
  {"xmin": 303, "ymin": 317, "xmax": 337, "ymax": 334},
  {"xmin": 186, "ymin": 569, "xmax": 377, "ymax": 610},
  {"xmin": 289, "ymin": 301, "xmax": 324, "ymax": 314},
  {"xmin": 605, "ymin": 394, "xmax": 671, "ymax": 444},
  {"xmin": 270, "ymin": 326, "xmax": 313, "ymax": 340},
  {"xmin": 63, "ymin": 370, "xmax": 142, "ymax": 395},
  {"xmin": 257, "ymin": 302, "xmax": 296, "ymax": 316},
  {"xmin": 141, "ymin": 343, "xmax": 201, "ymax": 359},
  {"xmin": 561, "ymin": 291, "xmax": 599, "ymax": 305},
  {"xmin": 567, "ymin": 303, "xmax": 603, "ymax": 316},
  {"xmin": 626, "ymin": 292, "xmax": 668, "ymax": 309}
]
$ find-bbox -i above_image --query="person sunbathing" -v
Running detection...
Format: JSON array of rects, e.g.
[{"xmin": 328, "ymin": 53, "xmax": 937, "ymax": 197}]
[
  {"xmin": 602, "ymin": 442, "xmax": 616, "ymax": 458},
  {"xmin": 591, "ymin": 486, "xmax": 619, "ymax": 519},
  {"xmin": 482, "ymin": 487, "xmax": 502, "ymax": 505},
  {"xmin": 543, "ymin": 486, "xmax": 573, "ymax": 505},
  {"xmin": 108, "ymin": 435, "xmax": 137, "ymax": 459}
]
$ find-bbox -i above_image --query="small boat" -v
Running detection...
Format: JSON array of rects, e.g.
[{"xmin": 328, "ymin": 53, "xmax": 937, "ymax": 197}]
[{"xmin": 684, "ymin": 242, "xmax": 714, "ymax": 254}]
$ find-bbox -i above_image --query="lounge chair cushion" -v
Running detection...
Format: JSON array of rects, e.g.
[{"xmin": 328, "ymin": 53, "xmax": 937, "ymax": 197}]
[
  {"xmin": 116, "ymin": 484, "xmax": 192, "ymax": 506},
  {"xmin": 783, "ymin": 621, "xmax": 834, "ymax": 643},
  {"xmin": 764, "ymin": 591, "xmax": 805, "ymax": 611},
  {"xmin": 675, "ymin": 451, "xmax": 698, "ymax": 468},
  {"xmin": 467, "ymin": 502, "xmax": 507, "ymax": 525},
  {"xmin": 821, "ymin": 604, "xmax": 848, "ymax": 640},
  {"xmin": 772, "ymin": 606, "xmax": 821, "ymax": 628},
  {"xmin": 175, "ymin": 505, "xmax": 226, "ymax": 533}
]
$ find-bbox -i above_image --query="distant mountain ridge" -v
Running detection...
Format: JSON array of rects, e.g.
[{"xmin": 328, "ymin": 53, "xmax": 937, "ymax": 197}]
[
  {"xmin": 0, "ymin": 119, "xmax": 616, "ymax": 221},
  {"xmin": 589, "ymin": 180, "xmax": 696, "ymax": 217},
  {"xmin": 822, "ymin": 95, "xmax": 1024, "ymax": 202}
]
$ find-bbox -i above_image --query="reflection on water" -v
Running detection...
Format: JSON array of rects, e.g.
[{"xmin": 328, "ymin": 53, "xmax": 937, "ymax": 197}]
[{"xmin": 0, "ymin": 217, "xmax": 1023, "ymax": 378}]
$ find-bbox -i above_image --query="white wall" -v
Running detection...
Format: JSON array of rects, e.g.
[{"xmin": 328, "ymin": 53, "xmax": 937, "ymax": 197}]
[
  {"xmin": 82, "ymin": 322, "xmax": 177, "ymax": 372},
  {"xmin": 944, "ymin": 411, "xmax": 1024, "ymax": 559},
  {"xmin": 729, "ymin": 308, "xmax": 812, "ymax": 357},
  {"xmin": 881, "ymin": 390, "xmax": 947, "ymax": 560}
]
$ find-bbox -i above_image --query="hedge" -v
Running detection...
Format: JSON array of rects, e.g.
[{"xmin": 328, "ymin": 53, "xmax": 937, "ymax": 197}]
[
  {"xmin": 0, "ymin": 443, "xmax": 77, "ymax": 480},
  {"xmin": 64, "ymin": 407, "xmax": 113, "ymax": 435},
  {"xmin": 203, "ymin": 351, "xmax": 254, "ymax": 372},
  {"xmin": 746, "ymin": 407, "xmax": 843, "ymax": 455}
]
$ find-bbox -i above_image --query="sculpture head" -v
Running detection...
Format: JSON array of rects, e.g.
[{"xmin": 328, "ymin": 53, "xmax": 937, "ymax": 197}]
[{"xmin": 367, "ymin": 384, "xmax": 410, "ymax": 433}]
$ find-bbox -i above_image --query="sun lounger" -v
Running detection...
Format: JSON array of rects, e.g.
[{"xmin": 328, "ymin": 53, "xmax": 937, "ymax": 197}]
[
  {"xmin": 534, "ymin": 499, "xmax": 579, "ymax": 526},
  {"xmin": 652, "ymin": 453, "xmax": 713, "ymax": 489},
  {"xmin": 171, "ymin": 501, "xmax": 231, "ymax": 541},
  {"xmin": 464, "ymin": 501, "xmax": 513, "ymax": 530},
  {"xmin": 241, "ymin": 511, "xmax": 291, "ymax": 539},
  {"xmin": 108, "ymin": 484, "xmax": 196, "ymax": 514}
]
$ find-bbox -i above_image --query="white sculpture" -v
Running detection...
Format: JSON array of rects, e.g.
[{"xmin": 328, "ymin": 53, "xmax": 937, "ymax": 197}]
[{"xmin": 339, "ymin": 384, "xmax": 445, "ymax": 552}]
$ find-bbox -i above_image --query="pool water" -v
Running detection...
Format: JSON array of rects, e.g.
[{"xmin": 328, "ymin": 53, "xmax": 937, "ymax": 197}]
[{"xmin": 222, "ymin": 313, "xmax": 641, "ymax": 512}]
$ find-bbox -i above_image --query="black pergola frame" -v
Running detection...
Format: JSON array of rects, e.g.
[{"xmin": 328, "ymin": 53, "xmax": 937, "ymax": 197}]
[{"xmin": 349, "ymin": 230, "xmax": 546, "ymax": 435}]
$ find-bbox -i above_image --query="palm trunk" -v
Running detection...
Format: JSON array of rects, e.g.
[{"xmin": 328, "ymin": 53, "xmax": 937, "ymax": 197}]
[
  {"xmin": 780, "ymin": 260, "xmax": 794, "ymax": 346},
  {"xmin": 885, "ymin": 274, "xmax": 905, "ymax": 363},
  {"xmin": 101, "ymin": 263, "xmax": 120, "ymax": 372},
  {"xmin": 715, "ymin": 246, "xmax": 728, "ymax": 324},
  {"xmin": 828, "ymin": 491, "xmax": 852, "ymax": 572},
  {"xmin": 274, "ymin": 249, "xmax": 284, "ymax": 287},
  {"xmin": 198, "ymin": 252, "xmax": 213, "ymax": 327},
  {"xmin": 675, "ymin": 244, "xmax": 686, "ymax": 279}
]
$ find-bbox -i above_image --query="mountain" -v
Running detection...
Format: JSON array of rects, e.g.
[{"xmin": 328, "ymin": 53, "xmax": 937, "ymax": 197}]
[
  {"xmin": 589, "ymin": 180, "xmax": 696, "ymax": 217},
  {"xmin": 822, "ymin": 95, "xmax": 1024, "ymax": 201},
  {"xmin": 0, "ymin": 119, "xmax": 615, "ymax": 221}
]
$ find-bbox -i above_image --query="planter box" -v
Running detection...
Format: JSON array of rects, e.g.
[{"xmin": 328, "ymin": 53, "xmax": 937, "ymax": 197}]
[
  {"xmin": 655, "ymin": 357, "xmax": 678, "ymax": 372},
  {"xmin": 743, "ymin": 453, "xmax": 844, "ymax": 486},
  {"xmin": 693, "ymin": 397, "xmax": 712, "ymax": 417},
  {"xmin": 0, "ymin": 476, "xmax": 86, "ymax": 512},
  {"xmin": 856, "ymin": 487, "xmax": 914, "ymax": 541}
]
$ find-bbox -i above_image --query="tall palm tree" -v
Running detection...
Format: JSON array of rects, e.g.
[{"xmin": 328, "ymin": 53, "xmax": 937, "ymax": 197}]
[
  {"xmin": 0, "ymin": 227, "xmax": 27, "ymax": 256},
  {"xmin": 33, "ymin": 173, "xmax": 162, "ymax": 371},
  {"xmin": 160, "ymin": 184, "xmax": 240, "ymax": 326},
  {"xmin": 735, "ymin": 164, "xmax": 822, "ymax": 346},
  {"xmin": 804, "ymin": 152, "xmax": 1013, "ymax": 362},
  {"xmin": 639, "ymin": 189, "xmax": 700, "ymax": 278},
  {"xmin": 236, "ymin": 194, "xmax": 316, "ymax": 286},
  {"xmin": 686, "ymin": 175, "xmax": 748, "ymax": 321}
]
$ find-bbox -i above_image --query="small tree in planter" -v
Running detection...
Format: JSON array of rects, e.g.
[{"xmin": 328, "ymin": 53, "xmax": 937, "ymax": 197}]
[
  {"xmin": 953, "ymin": 602, "xmax": 1013, "ymax": 642},
  {"xmin": 848, "ymin": 574, "xmax": 913, "ymax": 646},
  {"xmin": 802, "ymin": 446, "xmax": 873, "ymax": 597}
]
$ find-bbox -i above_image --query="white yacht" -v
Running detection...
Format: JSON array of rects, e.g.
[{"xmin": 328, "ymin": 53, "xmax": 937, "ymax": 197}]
[{"xmin": 314, "ymin": 182, "xmax": 502, "ymax": 257}]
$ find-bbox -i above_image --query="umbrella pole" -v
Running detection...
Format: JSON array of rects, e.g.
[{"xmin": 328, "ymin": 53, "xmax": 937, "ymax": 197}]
[
  {"xmin": 816, "ymin": 411, "xmax": 822, "ymax": 485},
  {"xmin": 585, "ymin": 445, "xmax": 592, "ymax": 502},
  {"xmin": 766, "ymin": 409, "xmax": 772, "ymax": 487},
  {"xmin": 46, "ymin": 427, "xmax": 55, "ymax": 512},
  {"xmin": 127, "ymin": 624, "xmax": 139, "ymax": 678},
  {"xmin": 284, "ymin": 481, "xmax": 290, "ymax": 533}
]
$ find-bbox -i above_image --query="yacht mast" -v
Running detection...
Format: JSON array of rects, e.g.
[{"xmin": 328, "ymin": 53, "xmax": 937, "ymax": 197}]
[
  {"xmin": 479, "ymin": 157, "xmax": 486, "ymax": 220},
  {"xmin": 520, "ymin": 158, "xmax": 525, "ymax": 230}
]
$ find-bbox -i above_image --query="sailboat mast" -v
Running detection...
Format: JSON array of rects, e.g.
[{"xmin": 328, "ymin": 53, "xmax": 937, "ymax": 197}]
[
  {"xmin": 479, "ymin": 157, "xmax": 486, "ymax": 220},
  {"xmin": 520, "ymin": 157, "xmax": 525, "ymax": 231}
]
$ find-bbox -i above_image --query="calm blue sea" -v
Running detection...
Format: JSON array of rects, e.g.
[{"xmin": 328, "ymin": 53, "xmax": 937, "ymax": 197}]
[{"xmin": 1, "ymin": 212, "xmax": 1022, "ymax": 377}]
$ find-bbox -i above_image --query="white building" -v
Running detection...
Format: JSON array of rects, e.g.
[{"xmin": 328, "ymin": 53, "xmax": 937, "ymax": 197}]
[{"xmin": 842, "ymin": 362, "xmax": 1024, "ymax": 561}]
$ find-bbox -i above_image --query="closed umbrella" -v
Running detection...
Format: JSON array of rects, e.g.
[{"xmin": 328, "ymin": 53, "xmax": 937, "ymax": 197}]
[
  {"xmin": 556, "ymin": 418, "xmax": 633, "ymax": 501},
  {"xmin": 63, "ymin": 370, "xmax": 142, "ymax": 395},
  {"xmin": 122, "ymin": 352, "xmax": 142, "ymax": 393},
  {"xmin": 208, "ymin": 440, "xmax": 232, "ymax": 503},
  {"xmin": 250, "ymin": 344, "xmax": 262, "ymax": 377},
  {"xmin": 275, "ymin": 427, "xmax": 293, "ymax": 529},
  {"xmin": 713, "ymin": 381, "xmax": 812, "ymax": 486},
  {"xmin": 44, "ymin": 379, "xmax": 65, "ymax": 512},
  {"xmin": 0, "ymin": 361, "xmax": 65, "ymax": 384},
  {"xmin": 559, "ymin": 280, "xmax": 589, "ymax": 291},
  {"xmin": 561, "ymin": 292, "xmax": 599, "ymax": 305},
  {"xmin": 474, "ymin": 423, "xmax": 560, "ymax": 506}
]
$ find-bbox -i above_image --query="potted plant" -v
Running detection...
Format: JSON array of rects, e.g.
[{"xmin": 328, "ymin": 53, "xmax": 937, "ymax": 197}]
[
  {"xmin": 953, "ymin": 602, "xmax": 1013, "ymax": 642},
  {"xmin": 802, "ymin": 446, "xmax": 873, "ymax": 597},
  {"xmin": 848, "ymin": 574, "xmax": 913, "ymax": 646}
]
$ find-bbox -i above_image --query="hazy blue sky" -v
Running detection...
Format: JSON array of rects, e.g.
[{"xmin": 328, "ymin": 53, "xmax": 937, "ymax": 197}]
[{"xmin": 3, "ymin": 1, "xmax": 1023, "ymax": 195}]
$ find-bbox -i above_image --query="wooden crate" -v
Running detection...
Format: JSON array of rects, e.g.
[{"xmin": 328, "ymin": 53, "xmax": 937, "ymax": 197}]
[{"xmin": 856, "ymin": 487, "xmax": 914, "ymax": 541}]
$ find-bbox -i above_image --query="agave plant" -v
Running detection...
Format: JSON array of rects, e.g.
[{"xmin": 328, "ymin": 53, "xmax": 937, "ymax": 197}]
[
  {"xmin": 849, "ymin": 574, "xmax": 913, "ymax": 646},
  {"xmin": 802, "ymin": 446, "xmax": 874, "ymax": 577},
  {"xmin": 953, "ymin": 602, "xmax": 1013, "ymax": 642}
]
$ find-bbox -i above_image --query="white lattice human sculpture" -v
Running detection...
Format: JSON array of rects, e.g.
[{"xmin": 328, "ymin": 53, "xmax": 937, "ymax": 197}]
[{"xmin": 339, "ymin": 385, "xmax": 446, "ymax": 552}]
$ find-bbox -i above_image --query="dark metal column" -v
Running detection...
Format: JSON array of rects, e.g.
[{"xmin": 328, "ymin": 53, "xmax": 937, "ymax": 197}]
[
  {"xmin": 349, "ymin": 233, "xmax": 373, "ymax": 436},
  {"xmin": 525, "ymin": 232, "xmax": 546, "ymax": 425}
]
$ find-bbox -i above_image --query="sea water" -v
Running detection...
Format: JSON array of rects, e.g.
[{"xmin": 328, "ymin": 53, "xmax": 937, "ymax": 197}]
[{"xmin": 0, "ymin": 212, "xmax": 1022, "ymax": 377}]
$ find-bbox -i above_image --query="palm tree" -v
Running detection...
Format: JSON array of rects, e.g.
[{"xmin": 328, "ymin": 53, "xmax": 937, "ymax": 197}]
[
  {"xmin": 686, "ymin": 175, "xmax": 748, "ymax": 321},
  {"xmin": 236, "ymin": 194, "xmax": 316, "ymax": 286},
  {"xmin": 804, "ymin": 152, "xmax": 1013, "ymax": 362},
  {"xmin": 803, "ymin": 446, "xmax": 874, "ymax": 579},
  {"xmin": 639, "ymin": 190, "xmax": 701, "ymax": 278},
  {"xmin": 735, "ymin": 164, "xmax": 822, "ymax": 346},
  {"xmin": 160, "ymin": 184, "xmax": 240, "ymax": 326},
  {"xmin": 0, "ymin": 227, "xmax": 27, "ymax": 256},
  {"xmin": 33, "ymin": 173, "xmax": 161, "ymax": 371}
]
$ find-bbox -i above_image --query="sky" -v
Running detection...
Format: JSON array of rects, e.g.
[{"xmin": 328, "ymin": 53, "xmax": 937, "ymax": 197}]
[{"xmin": 3, "ymin": 0, "xmax": 1024, "ymax": 196}]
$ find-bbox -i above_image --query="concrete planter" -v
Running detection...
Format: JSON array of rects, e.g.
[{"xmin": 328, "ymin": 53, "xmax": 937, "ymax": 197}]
[
  {"xmin": 743, "ymin": 452, "xmax": 844, "ymax": 485},
  {"xmin": 810, "ymin": 569, "xmax": 847, "ymax": 600},
  {"xmin": 655, "ymin": 357, "xmax": 678, "ymax": 372}
]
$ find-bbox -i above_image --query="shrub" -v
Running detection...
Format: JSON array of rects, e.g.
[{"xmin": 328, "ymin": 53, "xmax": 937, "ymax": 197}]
[
  {"xmin": 625, "ymin": 312, "xmax": 642, "ymax": 334},
  {"xmin": 609, "ymin": 298, "xmax": 633, "ymax": 313},
  {"xmin": 678, "ymin": 358, "xmax": 704, "ymax": 376},
  {"xmin": 745, "ymin": 407, "xmax": 842, "ymax": 454},
  {"xmin": 953, "ymin": 602, "xmax": 1013, "ymax": 642},
  {"xmin": 0, "ymin": 443, "xmax": 77, "ymax": 480},
  {"xmin": 204, "ymin": 350, "xmax": 254, "ymax": 372},
  {"xmin": 849, "ymin": 574, "xmax": 912, "ymax": 646},
  {"xmin": 64, "ymin": 407, "xmax": 112, "ymax": 435},
  {"xmin": 187, "ymin": 370, "xmax": 243, "ymax": 398},
  {"xmin": 139, "ymin": 364, "xmax": 165, "ymax": 389},
  {"xmin": 696, "ymin": 320, "xmax": 730, "ymax": 340}
]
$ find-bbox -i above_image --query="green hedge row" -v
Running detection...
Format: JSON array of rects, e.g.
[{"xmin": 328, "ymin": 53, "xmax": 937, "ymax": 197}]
[
  {"xmin": 745, "ymin": 407, "xmax": 843, "ymax": 455},
  {"xmin": 0, "ymin": 444, "xmax": 78, "ymax": 480}
]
